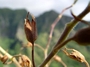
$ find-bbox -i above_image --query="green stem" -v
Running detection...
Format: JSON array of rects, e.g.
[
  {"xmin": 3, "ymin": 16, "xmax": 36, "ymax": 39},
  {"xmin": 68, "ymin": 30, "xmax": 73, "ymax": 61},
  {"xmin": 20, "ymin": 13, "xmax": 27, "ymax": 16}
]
[{"xmin": 39, "ymin": 2, "xmax": 90, "ymax": 67}]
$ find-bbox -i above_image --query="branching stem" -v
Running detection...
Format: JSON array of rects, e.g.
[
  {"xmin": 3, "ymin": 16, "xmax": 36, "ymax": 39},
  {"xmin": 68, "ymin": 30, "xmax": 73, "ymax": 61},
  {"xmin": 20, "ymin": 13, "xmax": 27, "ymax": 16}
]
[
  {"xmin": 0, "ymin": 46, "xmax": 21, "ymax": 67},
  {"xmin": 39, "ymin": 2, "xmax": 90, "ymax": 67}
]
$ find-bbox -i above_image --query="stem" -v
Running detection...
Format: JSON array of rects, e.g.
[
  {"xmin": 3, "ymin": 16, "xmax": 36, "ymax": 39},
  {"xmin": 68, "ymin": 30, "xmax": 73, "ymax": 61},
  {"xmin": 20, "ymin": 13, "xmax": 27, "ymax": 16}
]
[
  {"xmin": 39, "ymin": 2, "xmax": 90, "ymax": 67},
  {"xmin": 45, "ymin": 0, "xmax": 77, "ymax": 53},
  {"xmin": 0, "ymin": 46, "xmax": 21, "ymax": 67},
  {"xmin": 35, "ymin": 44, "xmax": 44, "ymax": 51},
  {"xmin": 32, "ymin": 43, "xmax": 35, "ymax": 67},
  {"xmin": 39, "ymin": 38, "xmax": 72, "ymax": 67},
  {"xmin": 54, "ymin": 2, "xmax": 90, "ymax": 48},
  {"xmin": 44, "ymin": 49, "xmax": 48, "ymax": 67},
  {"xmin": 71, "ymin": 11, "xmax": 90, "ymax": 26},
  {"xmin": 44, "ymin": 1, "xmax": 77, "ymax": 67},
  {"xmin": 60, "ymin": 60, "xmax": 67, "ymax": 67},
  {"xmin": 84, "ymin": 60, "xmax": 90, "ymax": 67}
]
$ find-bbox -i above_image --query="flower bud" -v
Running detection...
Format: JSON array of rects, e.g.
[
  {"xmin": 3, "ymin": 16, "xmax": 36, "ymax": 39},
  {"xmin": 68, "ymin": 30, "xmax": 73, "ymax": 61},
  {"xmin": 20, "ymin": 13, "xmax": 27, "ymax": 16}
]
[
  {"xmin": 24, "ymin": 12, "xmax": 37, "ymax": 44},
  {"xmin": 24, "ymin": 18, "xmax": 33, "ymax": 43}
]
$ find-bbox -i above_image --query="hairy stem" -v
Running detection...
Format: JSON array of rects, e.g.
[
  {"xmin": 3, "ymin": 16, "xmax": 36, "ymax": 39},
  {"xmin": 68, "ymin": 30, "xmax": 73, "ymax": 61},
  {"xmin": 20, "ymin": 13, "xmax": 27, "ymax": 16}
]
[{"xmin": 0, "ymin": 46, "xmax": 21, "ymax": 67}]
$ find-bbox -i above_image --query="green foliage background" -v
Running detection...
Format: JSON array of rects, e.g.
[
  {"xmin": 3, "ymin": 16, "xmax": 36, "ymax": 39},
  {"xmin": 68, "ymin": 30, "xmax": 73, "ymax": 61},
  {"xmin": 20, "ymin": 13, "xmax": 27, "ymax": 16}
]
[{"xmin": 0, "ymin": 8, "xmax": 90, "ymax": 67}]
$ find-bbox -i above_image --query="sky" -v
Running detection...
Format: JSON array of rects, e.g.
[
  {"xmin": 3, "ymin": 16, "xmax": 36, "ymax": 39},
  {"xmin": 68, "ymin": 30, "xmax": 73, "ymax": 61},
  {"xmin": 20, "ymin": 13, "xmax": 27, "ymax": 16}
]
[{"xmin": 0, "ymin": 0, "xmax": 90, "ymax": 20}]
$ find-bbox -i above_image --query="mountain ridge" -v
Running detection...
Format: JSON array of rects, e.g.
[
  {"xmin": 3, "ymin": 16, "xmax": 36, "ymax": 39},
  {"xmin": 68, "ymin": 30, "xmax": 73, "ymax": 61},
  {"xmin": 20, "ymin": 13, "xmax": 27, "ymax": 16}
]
[
  {"xmin": 0, "ymin": 8, "xmax": 90, "ymax": 67},
  {"xmin": 0, "ymin": 8, "xmax": 73, "ymax": 38}
]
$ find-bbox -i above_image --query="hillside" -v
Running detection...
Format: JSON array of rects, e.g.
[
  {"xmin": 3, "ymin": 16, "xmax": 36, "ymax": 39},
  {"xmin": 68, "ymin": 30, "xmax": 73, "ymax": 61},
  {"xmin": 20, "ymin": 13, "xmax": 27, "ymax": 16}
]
[
  {"xmin": 0, "ymin": 8, "xmax": 89, "ymax": 67},
  {"xmin": 0, "ymin": 8, "xmax": 85, "ymax": 38},
  {"xmin": 36, "ymin": 10, "xmax": 73, "ymax": 33}
]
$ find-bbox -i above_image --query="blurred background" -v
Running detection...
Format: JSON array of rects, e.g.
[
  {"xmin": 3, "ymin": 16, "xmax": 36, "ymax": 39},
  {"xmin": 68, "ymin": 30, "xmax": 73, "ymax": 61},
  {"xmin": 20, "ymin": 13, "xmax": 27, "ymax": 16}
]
[{"xmin": 0, "ymin": 0, "xmax": 90, "ymax": 67}]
